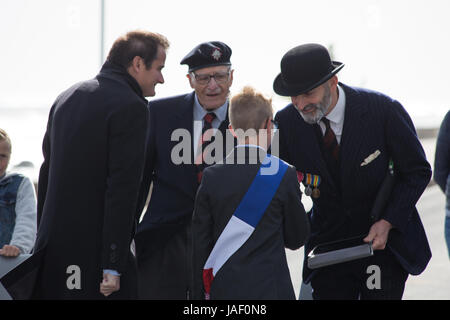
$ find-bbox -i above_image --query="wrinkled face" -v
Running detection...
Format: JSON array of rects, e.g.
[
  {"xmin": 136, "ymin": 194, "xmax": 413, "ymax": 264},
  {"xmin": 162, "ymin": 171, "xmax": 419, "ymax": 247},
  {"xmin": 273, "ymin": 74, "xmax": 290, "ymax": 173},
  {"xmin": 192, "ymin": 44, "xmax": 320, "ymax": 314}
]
[
  {"xmin": 188, "ymin": 65, "xmax": 233, "ymax": 110},
  {"xmin": 291, "ymin": 81, "xmax": 332, "ymax": 124},
  {"xmin": 0, "ymin": 140, "xmax": 11, "ymax": 176},
  {"xmin": 137, "ymin": 45, "xmax": 167, "ymax": 97}
]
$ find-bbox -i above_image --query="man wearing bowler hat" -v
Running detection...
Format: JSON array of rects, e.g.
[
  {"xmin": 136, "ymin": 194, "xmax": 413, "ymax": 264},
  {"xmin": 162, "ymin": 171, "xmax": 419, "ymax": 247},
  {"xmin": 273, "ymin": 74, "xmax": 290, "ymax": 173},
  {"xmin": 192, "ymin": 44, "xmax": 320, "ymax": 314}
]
[
  {"xmin": 135, "ymin": 41, "xmax": 236, "ymax": 299},
  {"xmin": 273, "ymin": 43, "xmax": 432, "ymax": 299}
]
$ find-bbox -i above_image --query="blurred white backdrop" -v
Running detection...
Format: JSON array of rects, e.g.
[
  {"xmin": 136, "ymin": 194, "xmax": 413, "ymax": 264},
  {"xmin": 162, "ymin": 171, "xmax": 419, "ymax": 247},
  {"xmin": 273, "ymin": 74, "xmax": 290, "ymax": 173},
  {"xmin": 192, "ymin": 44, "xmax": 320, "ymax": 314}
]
[{"xmin": 1, "ymin": 0, "xmax": 449, "ymax": 168}]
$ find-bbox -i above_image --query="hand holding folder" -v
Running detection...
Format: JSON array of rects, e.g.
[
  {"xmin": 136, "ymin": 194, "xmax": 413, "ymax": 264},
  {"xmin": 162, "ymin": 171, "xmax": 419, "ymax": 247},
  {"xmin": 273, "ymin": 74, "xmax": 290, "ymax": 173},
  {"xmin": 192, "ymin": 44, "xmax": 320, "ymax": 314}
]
[{"xmin": 308, "ymin": 160, "xmax": 395, "ymax": 269}]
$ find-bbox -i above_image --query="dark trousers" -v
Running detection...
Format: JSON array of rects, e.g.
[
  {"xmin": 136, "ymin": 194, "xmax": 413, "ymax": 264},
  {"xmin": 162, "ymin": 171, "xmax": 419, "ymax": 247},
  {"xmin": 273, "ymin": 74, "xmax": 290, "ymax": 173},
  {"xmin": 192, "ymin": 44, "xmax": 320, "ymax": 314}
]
[
  {"xmin": 137, "ymin": 225, "xmax": 192, "ymax": 300},
  {"xmin": 311, "ymin": 248, "xmax": 408, "ymax": 300}
]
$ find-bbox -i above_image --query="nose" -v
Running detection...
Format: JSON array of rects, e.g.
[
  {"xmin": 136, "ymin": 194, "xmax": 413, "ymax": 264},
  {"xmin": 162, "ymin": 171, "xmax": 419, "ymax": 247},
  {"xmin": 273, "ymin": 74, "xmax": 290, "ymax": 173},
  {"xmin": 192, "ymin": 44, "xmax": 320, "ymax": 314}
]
[
  {"xmin": 158, "ymin": 72, "xmax": 165, "ymax": 84},
  {"xmin": 291, "ymin": 95, "xmax": 306, "ymax": 110},
  {"xmin": 206, "ymin": 77, "xmax": 219, "ymax": 90}
]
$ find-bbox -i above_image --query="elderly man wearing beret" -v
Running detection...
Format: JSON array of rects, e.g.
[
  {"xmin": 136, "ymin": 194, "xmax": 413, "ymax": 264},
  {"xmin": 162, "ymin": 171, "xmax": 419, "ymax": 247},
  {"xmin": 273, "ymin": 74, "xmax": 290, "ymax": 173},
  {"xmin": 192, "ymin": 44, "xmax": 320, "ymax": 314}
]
[
  {"xmin": 273, "ymin": 44, "xmax": 432, "ymax": 300},
  {"xmin": 135, "ymin": 41, "xmax": 236, "ymax": 299}
]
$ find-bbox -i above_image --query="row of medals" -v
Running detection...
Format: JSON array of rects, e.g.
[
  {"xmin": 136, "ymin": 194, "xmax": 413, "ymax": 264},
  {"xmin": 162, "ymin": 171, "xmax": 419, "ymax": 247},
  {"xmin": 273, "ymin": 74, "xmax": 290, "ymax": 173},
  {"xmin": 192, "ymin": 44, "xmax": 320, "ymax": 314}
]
[{"xmin": 305, "ymin": 185, "xmax": 320, "ymax": 199}]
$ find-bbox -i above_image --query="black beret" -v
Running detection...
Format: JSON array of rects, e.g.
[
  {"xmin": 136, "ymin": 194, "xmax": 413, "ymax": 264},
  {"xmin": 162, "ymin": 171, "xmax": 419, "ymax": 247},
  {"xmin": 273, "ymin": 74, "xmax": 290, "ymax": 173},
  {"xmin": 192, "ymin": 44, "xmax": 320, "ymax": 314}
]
[{"xmin": 180, "ymin": 41, "xmax": 232, "ymax": 72}]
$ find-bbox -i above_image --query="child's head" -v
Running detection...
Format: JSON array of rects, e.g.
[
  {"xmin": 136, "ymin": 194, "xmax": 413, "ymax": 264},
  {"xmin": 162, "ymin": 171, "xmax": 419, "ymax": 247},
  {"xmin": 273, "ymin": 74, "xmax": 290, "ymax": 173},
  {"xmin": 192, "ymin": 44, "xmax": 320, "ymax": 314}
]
[
  {"xmin": 0, "ymin": 128, "xmax": 12, "ymax": 176},
  {"xmin": 229, "ymin": 86, "xmax": 275, "ymax": 148}
]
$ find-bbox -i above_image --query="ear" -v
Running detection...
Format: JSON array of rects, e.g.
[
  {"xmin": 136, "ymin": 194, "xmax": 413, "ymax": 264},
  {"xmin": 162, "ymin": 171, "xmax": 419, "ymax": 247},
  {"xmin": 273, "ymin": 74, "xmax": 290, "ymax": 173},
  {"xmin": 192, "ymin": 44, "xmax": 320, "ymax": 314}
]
[
  {"xmin": 187, "ymin": 73, "xmax": 195, "ymax": 89},
  {"xmin": 130, "ymin": 56, "xmax": 143, "ymax": 73},
  {"xmin": 229, "ymin": 69, "xmax": 234, "ymax": 84},
  {"xmin": 261, "ymin": 117, "xmax": 270, "ymax": 130},
  {"xmin": 329, "ymin": 75, "xmax": 338, "ymax": 90}
]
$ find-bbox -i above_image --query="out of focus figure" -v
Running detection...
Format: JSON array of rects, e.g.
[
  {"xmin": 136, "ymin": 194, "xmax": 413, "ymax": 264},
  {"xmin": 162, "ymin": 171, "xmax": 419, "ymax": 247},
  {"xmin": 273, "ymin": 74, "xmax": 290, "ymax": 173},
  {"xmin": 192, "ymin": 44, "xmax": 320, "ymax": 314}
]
[
  {"xmin": 0, "ymin": 128, "xmax": 37, "ymax": 258},
  {"xmin": 434, "ymin": 110, "xmax": 450, "ymax": 258}
]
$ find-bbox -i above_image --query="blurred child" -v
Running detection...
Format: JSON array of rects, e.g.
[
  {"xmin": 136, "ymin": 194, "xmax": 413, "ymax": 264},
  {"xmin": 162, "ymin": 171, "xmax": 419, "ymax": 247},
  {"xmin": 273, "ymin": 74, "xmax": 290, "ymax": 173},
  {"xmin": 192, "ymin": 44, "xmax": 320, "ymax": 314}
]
[{"xmin": 0, "ymin": 128, "xmax": 37, "ymax": 257}]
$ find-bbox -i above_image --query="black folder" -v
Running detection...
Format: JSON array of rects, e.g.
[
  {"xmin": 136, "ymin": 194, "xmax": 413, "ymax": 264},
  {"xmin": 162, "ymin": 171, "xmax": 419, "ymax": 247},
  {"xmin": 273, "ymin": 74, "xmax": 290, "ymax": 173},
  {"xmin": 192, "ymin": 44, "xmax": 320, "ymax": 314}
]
[
  {"xmin": 307, "ymin": 160, "xmax": 395, "ymax": 269},
  {"xmin": 307, "ymin": 235, "xmax": 373, "ymax": 269}
]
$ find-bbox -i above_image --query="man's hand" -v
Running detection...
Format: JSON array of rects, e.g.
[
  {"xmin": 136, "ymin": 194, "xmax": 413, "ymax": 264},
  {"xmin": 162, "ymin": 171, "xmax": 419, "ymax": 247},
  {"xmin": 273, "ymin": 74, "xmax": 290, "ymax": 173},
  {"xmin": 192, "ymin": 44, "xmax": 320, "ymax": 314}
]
[
  {"xmin": 363, "ymin": 219, "xmax": 393, "ymax": 250},
  {"xmin": 0, "ymin": 245, "xmax": 21, "ymax": 257},
  {"xmin": 100, "ymin": 273, "xmax": 120, "ymax": 297}
]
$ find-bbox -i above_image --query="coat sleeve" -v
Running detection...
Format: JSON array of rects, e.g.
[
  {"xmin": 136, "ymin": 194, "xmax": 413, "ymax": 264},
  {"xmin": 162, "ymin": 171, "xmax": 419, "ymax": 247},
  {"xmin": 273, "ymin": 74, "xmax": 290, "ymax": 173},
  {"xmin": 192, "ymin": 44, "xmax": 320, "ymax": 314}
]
[
  {"xmin": 382, "ymin": 99, "xmax": 432, "ymax": 233},
  {"xmin": 37, "ymin": 106, "xmax": 55, "ymax": 227},
  {"xmin": 274, "ymin": 109, "xmax": 292, "ymax": 163},
  {"xmin": 135, "ymin": 102, "xmax": 157, "ymax": 221},
  {"xmin": 283, "ymin": 166, "xmax": 310, "ymax": 250},
  {"xmin": 102, "ymin": 101, "xmax": 148, "ymax": 273},
  {"xmin": 434, "ymin": 111, "xmax": 450, "ymax": 193},
  {"xmin": 191, "ymin": 170, "xmax": 214, "ymax": 300}
]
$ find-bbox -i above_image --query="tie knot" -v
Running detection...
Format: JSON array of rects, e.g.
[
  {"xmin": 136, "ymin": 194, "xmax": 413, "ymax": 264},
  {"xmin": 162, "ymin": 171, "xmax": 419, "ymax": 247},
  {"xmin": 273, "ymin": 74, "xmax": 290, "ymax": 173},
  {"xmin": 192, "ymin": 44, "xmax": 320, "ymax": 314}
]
[
  {"xmin": 321, "ymin": 117, "xmax": 331, "ymax": 129},
  {"xmin": 204, "ymin": 112, "xmax": 216, "ymax": 124}
]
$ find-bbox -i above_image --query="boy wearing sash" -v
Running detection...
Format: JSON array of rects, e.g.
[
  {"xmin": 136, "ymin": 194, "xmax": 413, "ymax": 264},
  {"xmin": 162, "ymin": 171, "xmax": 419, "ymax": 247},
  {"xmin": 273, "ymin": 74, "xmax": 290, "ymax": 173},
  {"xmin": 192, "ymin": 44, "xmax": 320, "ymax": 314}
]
[{"xmin": 192, "ymin": 86, "xmax": 310, "ymax": 300}]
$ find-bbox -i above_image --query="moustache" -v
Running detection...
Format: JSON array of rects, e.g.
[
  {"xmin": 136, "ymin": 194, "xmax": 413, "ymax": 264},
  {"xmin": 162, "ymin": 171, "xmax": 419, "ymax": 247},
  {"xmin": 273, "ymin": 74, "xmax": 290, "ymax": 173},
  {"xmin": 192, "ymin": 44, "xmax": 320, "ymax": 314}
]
[{"xmin": 302, "ymin": 104, "xmax": 318, "ymax": 113}]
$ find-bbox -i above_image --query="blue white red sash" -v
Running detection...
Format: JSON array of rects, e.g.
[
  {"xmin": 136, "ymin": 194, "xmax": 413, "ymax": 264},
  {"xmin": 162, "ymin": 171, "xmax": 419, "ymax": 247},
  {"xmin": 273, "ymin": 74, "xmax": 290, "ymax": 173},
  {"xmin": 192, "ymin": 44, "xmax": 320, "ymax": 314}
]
[{"xmin": 202, "ymin": 154, "xmax": 289, "ymax": 299}]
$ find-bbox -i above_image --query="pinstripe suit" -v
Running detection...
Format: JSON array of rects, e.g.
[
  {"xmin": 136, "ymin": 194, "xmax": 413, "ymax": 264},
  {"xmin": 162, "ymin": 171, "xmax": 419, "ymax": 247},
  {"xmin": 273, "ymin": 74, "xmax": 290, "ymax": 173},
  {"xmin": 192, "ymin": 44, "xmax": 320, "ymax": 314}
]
[{"xmin": 275, "ymin": 83, "xmax": 431, "ymax": 299}]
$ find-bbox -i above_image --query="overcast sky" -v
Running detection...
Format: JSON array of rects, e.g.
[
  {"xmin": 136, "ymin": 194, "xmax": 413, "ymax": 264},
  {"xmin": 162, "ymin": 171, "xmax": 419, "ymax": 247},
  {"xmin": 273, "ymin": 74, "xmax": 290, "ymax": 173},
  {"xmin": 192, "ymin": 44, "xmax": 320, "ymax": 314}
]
[{"xmin": 1, "ymin": 0, "xmax": 449, "ymax": 125}]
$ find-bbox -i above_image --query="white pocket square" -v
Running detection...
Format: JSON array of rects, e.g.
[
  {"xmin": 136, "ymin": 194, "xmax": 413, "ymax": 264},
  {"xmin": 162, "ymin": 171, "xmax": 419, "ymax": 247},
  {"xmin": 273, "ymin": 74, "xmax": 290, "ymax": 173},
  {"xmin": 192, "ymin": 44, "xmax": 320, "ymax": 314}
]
[{"xmin": 361, "ymin": 150, "xmax": 381, "ymax": 166}]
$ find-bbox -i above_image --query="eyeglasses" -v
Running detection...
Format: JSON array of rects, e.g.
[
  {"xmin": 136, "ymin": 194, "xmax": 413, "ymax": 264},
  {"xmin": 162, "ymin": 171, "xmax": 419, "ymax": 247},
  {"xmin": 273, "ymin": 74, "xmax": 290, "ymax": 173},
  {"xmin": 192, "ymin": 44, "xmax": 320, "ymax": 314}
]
[{"xmin": 191, "ymin": 71, "xmax": 231, "ymax": 85}]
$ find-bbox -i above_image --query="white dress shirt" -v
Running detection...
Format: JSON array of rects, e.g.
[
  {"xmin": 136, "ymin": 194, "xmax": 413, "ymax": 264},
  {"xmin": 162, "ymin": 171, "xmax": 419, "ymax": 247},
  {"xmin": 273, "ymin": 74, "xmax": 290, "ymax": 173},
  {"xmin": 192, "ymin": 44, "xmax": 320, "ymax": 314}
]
[
  {"xmin": 319, "ymin": 84, "xmax": 346, "ymax": 144},
  {"xmin": 192, "ymin": 94, "xmax": 228, "ymax": 156}
]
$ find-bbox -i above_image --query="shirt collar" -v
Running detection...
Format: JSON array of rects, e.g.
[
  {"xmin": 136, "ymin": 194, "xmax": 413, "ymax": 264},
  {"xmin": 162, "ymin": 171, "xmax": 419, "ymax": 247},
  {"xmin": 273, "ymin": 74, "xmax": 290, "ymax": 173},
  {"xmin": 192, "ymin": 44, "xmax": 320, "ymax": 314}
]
[
  {"xmin": 193, "ymin": 93, "xmax": 228, "ymax": 123},
  {"xmin": 325, "ymin": 84, "xmax": 346, "ymax": 125}
]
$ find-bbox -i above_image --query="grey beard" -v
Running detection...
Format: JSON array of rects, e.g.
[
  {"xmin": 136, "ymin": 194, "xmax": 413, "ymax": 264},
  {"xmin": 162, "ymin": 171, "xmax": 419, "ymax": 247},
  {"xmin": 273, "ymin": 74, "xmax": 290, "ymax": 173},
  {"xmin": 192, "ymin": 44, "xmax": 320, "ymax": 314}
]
[
  {"xmin": 297, "ymin": 85, "xmax": 332, "ymax": 124},
  {"xmin": 298, "ymin": 106, "xmax": 326, "ymax": 124}
]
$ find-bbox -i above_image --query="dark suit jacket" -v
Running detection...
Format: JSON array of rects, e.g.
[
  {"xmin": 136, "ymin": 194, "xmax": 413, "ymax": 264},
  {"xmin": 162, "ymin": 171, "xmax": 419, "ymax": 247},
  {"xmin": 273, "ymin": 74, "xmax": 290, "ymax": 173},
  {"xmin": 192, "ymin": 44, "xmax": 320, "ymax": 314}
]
[
  {"xmin": 192, "ymin": 147, "xmax": 310, "ymax": 300},
  {"xmin": 1, "ymin": 61, "xmax": 148, "ymax": 299},
  {"xmin": 135, "ymin": 92, "xmax": 235, "ymax": 258},
  {"xmin": 275, "ymin": 83, "xmax": 432, "ymax": 281}
]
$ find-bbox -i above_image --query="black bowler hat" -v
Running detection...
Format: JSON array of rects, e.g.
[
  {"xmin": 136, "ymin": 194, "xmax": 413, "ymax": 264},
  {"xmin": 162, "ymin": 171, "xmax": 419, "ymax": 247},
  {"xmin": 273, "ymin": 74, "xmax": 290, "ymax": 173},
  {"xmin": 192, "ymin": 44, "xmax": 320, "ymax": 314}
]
[
  {"xmin": 180, "ymin": 41, "xmax": 232, "ymax": 72},
  {"xmin": 273, "ymin": 43, "xmax": 344, "ymax": 96}
]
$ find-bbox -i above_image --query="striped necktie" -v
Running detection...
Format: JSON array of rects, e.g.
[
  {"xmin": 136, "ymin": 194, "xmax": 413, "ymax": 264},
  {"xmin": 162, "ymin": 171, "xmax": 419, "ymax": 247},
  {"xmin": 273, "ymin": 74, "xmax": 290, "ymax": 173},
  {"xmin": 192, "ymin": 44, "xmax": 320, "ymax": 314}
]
[
  {"xmin": 322, "ymin": 117, "xmax": 340, "ymax": 161},
  {"xmin": 196, "ymin": 112, "xmax": 216, "ymax": 183}
]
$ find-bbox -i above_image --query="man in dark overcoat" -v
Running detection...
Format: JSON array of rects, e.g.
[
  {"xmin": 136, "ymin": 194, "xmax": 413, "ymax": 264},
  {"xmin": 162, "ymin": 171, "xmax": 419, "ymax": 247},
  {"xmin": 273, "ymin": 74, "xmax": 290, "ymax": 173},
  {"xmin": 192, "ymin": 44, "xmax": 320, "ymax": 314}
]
[
  {"xmin": 0, "ymin": 30, "xmax": 169, "ymax": 299},
  {"xmin": 273, "ymin": 44, "xmax": 431, "ymax": 299}
]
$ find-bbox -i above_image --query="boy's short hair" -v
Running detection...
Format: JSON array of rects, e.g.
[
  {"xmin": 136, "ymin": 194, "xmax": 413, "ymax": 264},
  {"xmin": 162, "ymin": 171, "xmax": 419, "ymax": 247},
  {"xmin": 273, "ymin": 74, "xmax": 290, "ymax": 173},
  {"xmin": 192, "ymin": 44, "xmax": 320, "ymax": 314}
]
[
  {"xmin": 229, "ymin": 86, "xmax": 273, "ymax": 132},
  {"xmin": 0, "ymin": 128, "xmax": 11, "ymax": 152}
]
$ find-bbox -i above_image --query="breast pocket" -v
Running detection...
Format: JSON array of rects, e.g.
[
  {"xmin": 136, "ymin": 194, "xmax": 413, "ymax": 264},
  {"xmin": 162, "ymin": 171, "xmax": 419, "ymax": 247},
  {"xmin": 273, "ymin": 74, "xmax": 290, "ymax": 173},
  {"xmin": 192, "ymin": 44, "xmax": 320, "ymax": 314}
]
[
  {"xmin": 0, "ymin": 197, "xmax": 16, "ymax": 208},
  {"xmin": 0, "ymin": 197, "xmax": 17, "ymax": 220},
  {"xmin": 357, "ymin": 149, "xmax": 388, "ymax": 194}
]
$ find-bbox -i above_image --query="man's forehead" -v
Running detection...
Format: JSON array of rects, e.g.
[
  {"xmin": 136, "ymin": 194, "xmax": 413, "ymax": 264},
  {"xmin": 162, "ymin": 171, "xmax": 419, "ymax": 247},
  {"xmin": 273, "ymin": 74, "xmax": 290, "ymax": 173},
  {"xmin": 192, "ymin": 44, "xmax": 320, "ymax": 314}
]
[{"xmin": 194, "ymin": 65, "xmax": 230, "ymax": 75}]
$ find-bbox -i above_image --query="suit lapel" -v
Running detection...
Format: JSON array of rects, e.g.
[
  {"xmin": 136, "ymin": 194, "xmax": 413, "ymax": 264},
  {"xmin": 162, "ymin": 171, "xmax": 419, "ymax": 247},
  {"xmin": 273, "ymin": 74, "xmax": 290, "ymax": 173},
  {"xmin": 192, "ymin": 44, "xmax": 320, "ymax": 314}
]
[
  {"xmin": 339, "ymin": 84, "xmax": 368, "ymax": 189},
  {"xmin": 216, "ymin": 105, "xmax": 235, "ymax": 160},
  {"xmin": 172, "ymin": 92, "xmax": 198, "ymax": 198},
  {"xmin": 174, "ymin": 93, "xmax": 234, "ymax": 199},
  {"xmin": 307, "ymin": 122, "xmax": 337, "ymax": 190},
  {"xmin": 289, "ymin": 105, "xmax": 337, "ymax": 190}
]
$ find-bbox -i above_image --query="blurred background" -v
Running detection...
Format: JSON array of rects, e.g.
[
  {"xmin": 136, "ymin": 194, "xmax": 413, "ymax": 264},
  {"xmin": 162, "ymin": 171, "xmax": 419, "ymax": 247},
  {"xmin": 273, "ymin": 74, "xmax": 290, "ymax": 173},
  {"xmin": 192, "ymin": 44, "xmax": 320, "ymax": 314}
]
[{"xmin": 1, "ymin": 0, "xmax": 449, "ymax": 174}]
